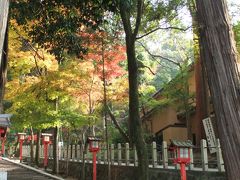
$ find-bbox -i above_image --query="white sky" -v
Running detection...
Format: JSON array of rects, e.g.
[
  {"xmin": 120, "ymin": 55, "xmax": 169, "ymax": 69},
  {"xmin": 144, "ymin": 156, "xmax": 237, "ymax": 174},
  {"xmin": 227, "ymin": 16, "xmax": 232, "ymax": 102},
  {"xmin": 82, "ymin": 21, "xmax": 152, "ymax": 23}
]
[{"xmin": 228, "ymin": 0, "xmax": 240, "ymax": 23}]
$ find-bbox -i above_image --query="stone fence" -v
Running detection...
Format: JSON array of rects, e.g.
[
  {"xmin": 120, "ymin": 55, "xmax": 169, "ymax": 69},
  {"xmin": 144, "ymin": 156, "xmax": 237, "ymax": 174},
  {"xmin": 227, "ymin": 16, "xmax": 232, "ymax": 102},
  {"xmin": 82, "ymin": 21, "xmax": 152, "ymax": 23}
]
[{"xmin": 20, "ymin": 139, "xmax": 225, "ymax": 172}]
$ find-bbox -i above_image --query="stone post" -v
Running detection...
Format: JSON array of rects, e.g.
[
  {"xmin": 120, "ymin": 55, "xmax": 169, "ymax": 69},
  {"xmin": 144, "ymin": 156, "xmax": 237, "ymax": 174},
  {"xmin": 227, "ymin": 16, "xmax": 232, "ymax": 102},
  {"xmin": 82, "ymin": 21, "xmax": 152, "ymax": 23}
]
[
  {"xmin": 125, "ymin": 143, "xmax": 129, "ymax": 166},
  {"xmin": 111, "ymin": 144, "xmax": 114, "ymax": 165},
  {"xmin": 162, "ymin": 141, "xmax": 168, "ymax": 169},
  {"xmin": 201, "ymin": 139, "xmax": 208, "ymax": 171},
  {"xmin": 40, "ymin": 145, "xmax": 43, "ymax": 158},
  {"xmin": 216, "ymin": 139, "xmax": 224, "ymax": 172},
  {"xmin": 104, "ymin": 144, "xmax": 107, "ymax": 164},
  {"xmin": 77, "ymin": 145, "xmax": 81, "ymax": 161},
  {"xmin": 134, "ymin": 145, "xmax": 138, "ymax": 166},
  {"xmin": 64, "ymin": 145, "xmax": 67, "ymax": 160},
  {"xmin": 68, "ymin": 145, "xmax": 72, "ymax": 161},
  {"xmin": 72, "ymin": 145, "xmax": 76, "ymax": 161},
  {"xmin": 152, "ymin": 141, "xmax": 157, "ymax": 168},
  {"xmin": 117, "ymin": 143, "xmax": 122, "ymax": 165},
  {"xmin": 189, "ymin": 147, "xmax": 194, "ymax": 170}
]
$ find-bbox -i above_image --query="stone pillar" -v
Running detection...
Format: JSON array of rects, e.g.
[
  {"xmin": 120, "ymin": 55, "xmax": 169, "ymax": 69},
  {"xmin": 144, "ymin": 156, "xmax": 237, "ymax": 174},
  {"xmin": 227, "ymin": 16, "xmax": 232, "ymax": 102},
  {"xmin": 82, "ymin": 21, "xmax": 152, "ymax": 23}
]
[
  {"xmin": 189, "ymin": 147, "xmax": 194, "ymax": 170},
  {"xmin": 216, "ymin": 139, "xmax": 225, "ymax": 172},
  {"xmin": 111, "ymin": 144, "xmax": 114, "ymax": 165},
  {"xmin": 68, "ymin": 145, "xmax": 72, "ymax": 161},
  {"xmin": 162, "ymin": 141, "xmax": 168, "ymax": 169},
  {"xmin": 72, "ymin": 145, "xmax": 76, "ymax": 161},
  {"xmin": 152, "ymin": 141, "xmax": 157, "ymax": 168},
  {"xmin": 77, "ymin": 145, "xmax": 81, "ymax": 161},
  {"xmin": 201, "ymin": 139, "xmax": 208, "ymax": 171},
  {"xmin": 117, "ymin": 143, "xmax": 122, "ymax": 165},
  {"xmin": 104, "ymin": 144, "xmax": 107, "ymax": 164},
  {"xmin": 134, "ymin": 145, "xmax": 138, "ymax": 166},
  {"xmin": 125, "ymin": 143, "xmax": 129, "ymax": 166}
]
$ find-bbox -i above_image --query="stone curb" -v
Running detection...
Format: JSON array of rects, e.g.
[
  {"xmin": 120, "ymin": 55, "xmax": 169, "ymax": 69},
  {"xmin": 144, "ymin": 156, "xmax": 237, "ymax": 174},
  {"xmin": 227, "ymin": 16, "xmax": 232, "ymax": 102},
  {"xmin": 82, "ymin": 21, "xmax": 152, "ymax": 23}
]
[{"xmin": 2, "ymin": 157, "xmax": 64, "ymax": 180}]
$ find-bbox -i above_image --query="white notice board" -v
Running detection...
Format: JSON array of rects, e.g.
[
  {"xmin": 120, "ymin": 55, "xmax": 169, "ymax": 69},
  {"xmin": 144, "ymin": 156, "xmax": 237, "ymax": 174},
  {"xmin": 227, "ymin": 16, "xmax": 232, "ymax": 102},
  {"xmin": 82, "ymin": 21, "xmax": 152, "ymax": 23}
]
[
  {"xmin": 202, "ymin": 117, "xmax": 217, "ymax": 153},
  {"xmin": 0, "ymin": 171, "xmax": 7, "ymax": 180}
]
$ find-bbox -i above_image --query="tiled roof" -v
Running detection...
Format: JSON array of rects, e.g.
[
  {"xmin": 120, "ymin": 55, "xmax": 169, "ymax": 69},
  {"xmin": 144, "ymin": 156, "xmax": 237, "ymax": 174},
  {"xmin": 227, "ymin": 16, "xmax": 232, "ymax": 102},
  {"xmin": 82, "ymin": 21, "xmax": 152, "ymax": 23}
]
[
  {"xmin": 170, "ymin": 139, "xmax": 193, "ymax": 147},
  {"xmin": 0, "ymin": 114, "xmax": 12, "ymax": 127},
  {"xmin": 87, "ymin": 136, "xmax": 101, "ymax": 141}
]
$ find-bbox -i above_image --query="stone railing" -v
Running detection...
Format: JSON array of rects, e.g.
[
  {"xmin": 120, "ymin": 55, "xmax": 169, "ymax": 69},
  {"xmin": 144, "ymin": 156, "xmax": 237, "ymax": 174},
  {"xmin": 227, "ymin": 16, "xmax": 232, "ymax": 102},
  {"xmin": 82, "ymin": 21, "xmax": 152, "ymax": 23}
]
[{"xmin": 21, "ymin": 139, "xmax": 225, "ymax": 172}]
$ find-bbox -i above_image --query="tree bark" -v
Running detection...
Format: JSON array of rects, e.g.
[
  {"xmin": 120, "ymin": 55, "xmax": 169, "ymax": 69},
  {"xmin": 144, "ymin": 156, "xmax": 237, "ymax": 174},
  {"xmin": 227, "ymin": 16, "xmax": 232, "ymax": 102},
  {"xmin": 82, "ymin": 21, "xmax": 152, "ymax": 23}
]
[
  {"xmin": 119, "ymin": 1, "xmax": 149, "ymax": 179},
  {"xmin": 53, "ymin": 126, "xmax": 59, "ymax": 174},
  {"xmin": 102, "ymin": 39, "xmax": 111, "ymax": 180},
  {"xmin": 0, "ymin": 0, "xmax": 9, "ymax": 62},
  {"xmin": 30, "ymin": 126, "xmax": 34, "ymax": 164},
  {"xmin": 187, "ymin": 0, "xmax": 209, "ymax": 142},
  {"xmin": 0, "ymin": 17, "xmax": 8, "ymax": 113},
  {"xmin": 35, "ymin": 130, "xmax": 41, "ymax": 166},
  {"xmin": 196, "ymin": 0, "xmax": 240, "ymax": 179},
  {"xmin": 66, "ymin": 128, "xmax": 70, "ymax": 176}
]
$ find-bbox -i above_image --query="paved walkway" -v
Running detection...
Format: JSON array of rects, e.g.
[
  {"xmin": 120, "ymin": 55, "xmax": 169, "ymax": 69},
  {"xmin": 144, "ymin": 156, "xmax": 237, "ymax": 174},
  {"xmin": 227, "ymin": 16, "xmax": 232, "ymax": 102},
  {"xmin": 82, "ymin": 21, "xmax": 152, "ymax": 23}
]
[{"xmin": 0, "ymin": 159, "xmax": 57, "ymax": 180}]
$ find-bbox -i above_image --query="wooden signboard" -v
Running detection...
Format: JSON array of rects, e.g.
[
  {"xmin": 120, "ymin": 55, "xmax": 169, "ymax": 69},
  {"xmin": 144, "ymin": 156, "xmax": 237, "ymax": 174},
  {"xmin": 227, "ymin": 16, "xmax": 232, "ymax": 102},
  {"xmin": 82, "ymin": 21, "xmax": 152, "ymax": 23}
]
[{"xmin": 202, "ymin": 117, "xmax": 217, "ymax": 153}]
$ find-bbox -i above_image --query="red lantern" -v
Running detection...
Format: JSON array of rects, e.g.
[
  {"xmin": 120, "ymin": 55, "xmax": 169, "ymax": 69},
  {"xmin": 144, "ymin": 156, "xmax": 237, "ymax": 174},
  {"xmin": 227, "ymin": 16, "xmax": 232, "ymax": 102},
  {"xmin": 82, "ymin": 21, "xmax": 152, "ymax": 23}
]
[
  {"xmin": 87, "ymin": 136, "xmax": 101, "ymax": 180},
  {"xmin": 169, "ymin": 140, "xmax": 193, "ymax": 180},
  {"xmin": 17, "ymin": 133, "xmax": 26, "ymax": 162},
  {"xmin": 0, "ymin": 114, "xmax": 12, "ymax": 157},
  {"xmin": 41, "ymin": 133, "xmax": 52, "ymax": 170}
]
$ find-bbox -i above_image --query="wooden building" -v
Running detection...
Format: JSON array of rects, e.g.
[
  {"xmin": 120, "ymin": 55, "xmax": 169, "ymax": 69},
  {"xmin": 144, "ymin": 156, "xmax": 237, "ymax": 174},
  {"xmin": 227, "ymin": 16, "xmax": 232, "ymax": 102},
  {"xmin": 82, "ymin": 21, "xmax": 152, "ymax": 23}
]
[{"xmin": 141, "ymin": 64, "xmax": 214, "ymax": 146}]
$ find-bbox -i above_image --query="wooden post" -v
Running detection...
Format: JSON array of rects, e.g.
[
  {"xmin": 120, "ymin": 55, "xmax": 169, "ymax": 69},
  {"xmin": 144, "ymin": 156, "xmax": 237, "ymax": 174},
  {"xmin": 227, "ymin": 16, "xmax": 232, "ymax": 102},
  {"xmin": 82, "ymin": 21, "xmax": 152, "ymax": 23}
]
[
  {"xmin": 162, "ymin": 141, "xmax": 168, "ymax": 169},
  {"xmin": 117, "ymin": 143, "xmax": 122, "ymax": 165},
  {"xmin": 201, "ymin": 139, "xmax": 208, "ymax": 171},
  {"xmin": 111, "ymin": 144, "xmax": 114, "ymax": 165},
  {"xmin": 152, "ymin": 141, "xmax": 157, "ymax": 168},
  {"xmin": 216, "ymin": 139, "xmax": 224, "ymax": 172},
  {"xmin": 189, "ymin": 147, "xmax": 194, "ymax": 170},
  {"xmin": 134, "ymin": 145, "xmax": 138, "ymax": 166},
  {"xmin": 125, "ymin": 143, "xmax": 129, "ymax": 166}
]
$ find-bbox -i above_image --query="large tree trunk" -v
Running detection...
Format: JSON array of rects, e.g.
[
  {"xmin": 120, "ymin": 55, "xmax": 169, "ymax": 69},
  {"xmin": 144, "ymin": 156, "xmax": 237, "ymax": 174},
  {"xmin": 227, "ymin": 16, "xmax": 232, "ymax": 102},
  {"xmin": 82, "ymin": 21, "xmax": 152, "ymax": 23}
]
[
  {"xmin": 0, "ymin": 0, "xmax": 9, "ymax": 61},
  {"xmin": 187, "ymin": 0, "xmax": 209, "ymax": 143},
  {"xmin": 102, "ymin": 38, "xmax": 111, "ymax": 180},
  {"xmin": 0, "ymin": 0, "xmax": 9, "ymax": 113},
  {"xmin": 35, "ymin": 130, "xmax": 41, "ymax": 166},
  {"xmin": 120, "ymin": 1, "xmax": 149, "ymax": 179},
  {"xmin": 196, "ymin": 0, "xmax": 240, "ymax": 179},
  {"xmin": 53, "ymin": 126, "xmax": 59, "ymax": 174},
  {"xmin": 30, "ymin": 127, "xmax": 34, "ymax": 164}
]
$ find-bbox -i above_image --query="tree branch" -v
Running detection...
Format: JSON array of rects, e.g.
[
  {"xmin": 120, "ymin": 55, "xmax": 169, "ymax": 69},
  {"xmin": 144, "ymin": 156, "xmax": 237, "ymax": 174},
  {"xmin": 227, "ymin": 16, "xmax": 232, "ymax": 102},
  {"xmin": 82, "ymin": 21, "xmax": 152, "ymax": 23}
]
[
  {"xmin": 133, "ymin": 0, "xmax": 144, "ymax": 39},
  {"xmin": 119, "ymin": 1, "xmax": 133, "ymax": 37},
  {"xmin": 106, "ymin": 105, "xmax": 130, "ymax": 142},
  {"xmin": 137, "ymin": 41, "xmax": 181, "ymax": 67},
  {"xmin": 136, "ymin": 26, "xmax": 191, "ymax": 40},
  {"xmin": 142, "ymin": 65, "xmax": 156, "ymax": 75},
  {"xmin": 11, "ymin": 26, "xmax": 45, "ymax": 60}
]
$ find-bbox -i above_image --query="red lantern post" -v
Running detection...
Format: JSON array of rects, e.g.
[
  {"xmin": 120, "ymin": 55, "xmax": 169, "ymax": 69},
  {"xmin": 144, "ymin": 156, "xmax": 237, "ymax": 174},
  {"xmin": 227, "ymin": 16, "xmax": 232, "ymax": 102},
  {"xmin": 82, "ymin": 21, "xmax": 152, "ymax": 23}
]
[
  {"xmin": 169, "ymin": 140, "xmax": 193, "ymax": 180},
  {"xmin": 88, "ymin": 137, "xmax": 101, "ymax": 180},
  {"xmin": 0, "ymin": 114, "xmax": 12, "ymax": 157},
  {"xmin": 17, "ymin": 133, "xmax": 26, "ymax": 162},
  {"xmin": 0, "ymin": 128, "xmax": 7, "ymax": 157},
  {"xmin": 41, "ymin": 133, "xmax": 52, "ymax": 170}
]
